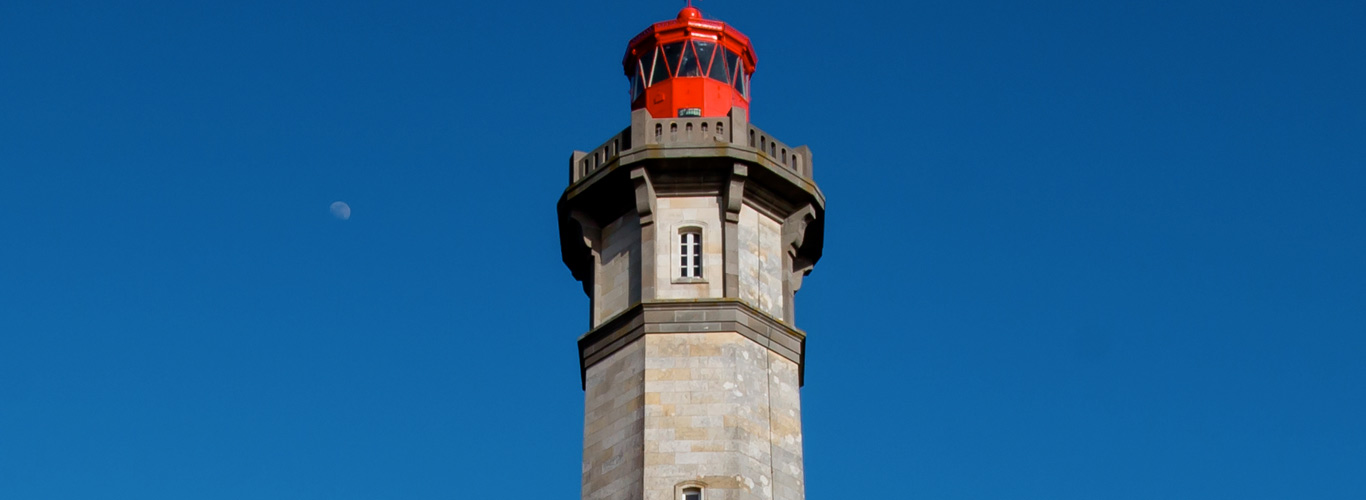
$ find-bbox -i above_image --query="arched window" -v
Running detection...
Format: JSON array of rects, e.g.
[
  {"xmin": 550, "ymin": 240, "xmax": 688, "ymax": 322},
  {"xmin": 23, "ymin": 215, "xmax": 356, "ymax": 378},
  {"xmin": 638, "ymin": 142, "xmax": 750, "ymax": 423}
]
[
  {"xmin": 680, "ymin": 229, "xmax": 702, "ymax": 278},
  {"xmin": 682, "ymin": 486, "xmax": 702, "ymax": 500}
]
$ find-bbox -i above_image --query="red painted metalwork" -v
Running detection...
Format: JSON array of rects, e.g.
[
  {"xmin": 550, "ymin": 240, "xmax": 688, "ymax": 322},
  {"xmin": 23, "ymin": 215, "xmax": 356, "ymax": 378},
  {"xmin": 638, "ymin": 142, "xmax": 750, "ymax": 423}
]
[{"xmin": 623, "ymin": 7, "xmax": 757, "ymax": 119}]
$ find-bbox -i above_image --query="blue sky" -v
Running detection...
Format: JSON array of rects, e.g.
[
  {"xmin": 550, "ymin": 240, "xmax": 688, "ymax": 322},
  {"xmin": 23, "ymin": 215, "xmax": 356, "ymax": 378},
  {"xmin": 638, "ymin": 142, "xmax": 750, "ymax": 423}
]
[{"xmin": 2, "ymin": 1, "xmax": 1363, "ymax": 498}]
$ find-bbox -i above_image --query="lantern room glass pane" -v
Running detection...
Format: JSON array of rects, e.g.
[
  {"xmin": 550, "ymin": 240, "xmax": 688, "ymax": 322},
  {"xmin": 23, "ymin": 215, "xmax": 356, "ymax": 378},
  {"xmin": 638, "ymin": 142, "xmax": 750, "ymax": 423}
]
[
  {"xmin": 649, "ymin": 48, "xmax": 669, "ymax": 86},
  {"xmin": 710, "ymin": 43, "xmax": 732, "ymax": 82},
  {"xmin": 678, "ymin": 40, "xmax": 700, "ymax": 77},
  {"xmin": 661, "ymin": 42, "xmax": 685, "ymax": 77},
  {"xmin": 694, "ymin": 41, "xmax": 716, "ymax": 77},
  {"xmin": 632, "ymin": 58, "xmax": 646, "ymax": 99},
  {"xmin": 725, "ymin": 49, "xmax": 741, "ymax": 89}
]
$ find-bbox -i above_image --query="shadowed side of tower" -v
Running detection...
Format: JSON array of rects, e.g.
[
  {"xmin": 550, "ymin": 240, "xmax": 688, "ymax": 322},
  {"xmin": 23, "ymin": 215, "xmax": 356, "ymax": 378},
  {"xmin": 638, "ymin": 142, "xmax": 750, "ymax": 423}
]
[{"xmin": 559, "ymin": 8, "xmax": 824, "ymax": 500}]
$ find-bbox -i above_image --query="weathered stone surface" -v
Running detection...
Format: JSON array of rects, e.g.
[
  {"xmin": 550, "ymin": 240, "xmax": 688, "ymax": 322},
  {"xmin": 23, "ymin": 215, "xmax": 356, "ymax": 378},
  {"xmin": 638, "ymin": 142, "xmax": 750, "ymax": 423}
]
[
  {"xmin": 578, "ymin": 314, "xmax": 806, "ymax": 500},
  {"xmin": 577, "ymin": 300, "xmax": 806, "ymax": 386},
  {"xmin": 738, "ymin": 205, "xmax": 784, "ymax": 318},
  {"xmin": 568, "ymin": 109, "xmax": 818, "ymax": 500},
  {"xmin": 639, "ymin": 332, "xmax": 803, "ymax": 500},
  {"xmin": 596, "ymin": 212, "xmax": 642, "ymax": 326},
  {"xmin": 767, "ymin": 351, "xmax": 804, "ymax": 500},
  {"xmin": 583, "ymin": 340, "xmax": 646, "ymax": 500},
  {"xmin": 655, "ymin": 196, "xmax": 724, "ymax": 300},
  {"xmin": 557, "ymin": 110, "xmax": 825, "ymax": 315}
]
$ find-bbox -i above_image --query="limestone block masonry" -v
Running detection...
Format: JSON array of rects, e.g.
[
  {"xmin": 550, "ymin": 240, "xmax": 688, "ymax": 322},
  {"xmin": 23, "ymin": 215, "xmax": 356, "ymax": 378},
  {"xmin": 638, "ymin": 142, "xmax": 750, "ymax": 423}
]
[
  {"xmin": 596, "ymin": 211, "xmax": 643, "ymax": 323},
  {"xmin": 584, "ymin": 332, "xmax": 803, "ymax": 500},
  {"xmin": 654, "ymin": 196, "xmax": 724, "ymax": 300},
  {"xmin": 640, "ymin": 332, "xmax": 804, "ymax": 500},
  {"xmin": 736, "ymin": 205, "xmax": 784, "ymax": 319},
  {"xmin": 561, "ymin": 106, "xmax": 824, "ymax": 500},
  {"xmin": 583, "ymin": 340, "xmax": 646, "ymax": 499}
]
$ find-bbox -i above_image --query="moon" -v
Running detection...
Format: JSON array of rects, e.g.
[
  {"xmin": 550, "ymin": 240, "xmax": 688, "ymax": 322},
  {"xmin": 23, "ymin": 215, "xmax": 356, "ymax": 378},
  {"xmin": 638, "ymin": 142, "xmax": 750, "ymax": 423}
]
[{"xmin": 329, "ymin": 201, "xmax": 351, "ymax": 220}]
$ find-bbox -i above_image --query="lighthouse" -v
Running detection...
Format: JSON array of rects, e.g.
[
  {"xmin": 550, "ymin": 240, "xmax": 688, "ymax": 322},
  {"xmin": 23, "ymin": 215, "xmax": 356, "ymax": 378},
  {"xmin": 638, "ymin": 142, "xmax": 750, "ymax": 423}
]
[{"xmin": 558, "ymin": 6, "xmax": 825, "ymax": 500}]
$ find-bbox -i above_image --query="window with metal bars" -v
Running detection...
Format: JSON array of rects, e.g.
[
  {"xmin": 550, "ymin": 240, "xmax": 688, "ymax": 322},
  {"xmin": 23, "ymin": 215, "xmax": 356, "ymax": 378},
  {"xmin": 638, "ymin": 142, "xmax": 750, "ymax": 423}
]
[{"xmin": 679, "ymin": 230, "xmax": 702, "ymax": 278}]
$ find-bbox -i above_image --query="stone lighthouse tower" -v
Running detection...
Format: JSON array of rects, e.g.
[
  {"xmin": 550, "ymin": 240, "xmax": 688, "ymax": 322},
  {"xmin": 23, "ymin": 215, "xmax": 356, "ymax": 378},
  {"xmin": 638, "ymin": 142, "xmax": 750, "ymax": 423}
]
[{"xmin": 557, "ymin": 6, "xmax": 824, "ymax": 500}]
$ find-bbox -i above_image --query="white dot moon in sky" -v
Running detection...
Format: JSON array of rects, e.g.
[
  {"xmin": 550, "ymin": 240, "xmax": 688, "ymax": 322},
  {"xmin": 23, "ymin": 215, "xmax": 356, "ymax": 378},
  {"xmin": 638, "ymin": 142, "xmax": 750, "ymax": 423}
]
[{"xmin": 330, "ymin": 201, "xmax": 351, "ymax": 220}]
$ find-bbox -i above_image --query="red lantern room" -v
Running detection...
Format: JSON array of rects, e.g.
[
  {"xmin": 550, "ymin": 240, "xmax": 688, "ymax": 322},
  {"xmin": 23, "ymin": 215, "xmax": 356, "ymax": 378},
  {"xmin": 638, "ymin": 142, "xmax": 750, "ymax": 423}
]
[{"xmin": 624, "ymin": 5, "xmax": 757, "ymax": 119}]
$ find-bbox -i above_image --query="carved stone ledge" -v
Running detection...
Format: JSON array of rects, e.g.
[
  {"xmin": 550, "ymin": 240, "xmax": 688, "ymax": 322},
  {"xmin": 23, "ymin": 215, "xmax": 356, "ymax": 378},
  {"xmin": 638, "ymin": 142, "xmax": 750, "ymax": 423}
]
[{"xmin": 577, "ymin": 299, "xmax": 807, "ymax": 388}]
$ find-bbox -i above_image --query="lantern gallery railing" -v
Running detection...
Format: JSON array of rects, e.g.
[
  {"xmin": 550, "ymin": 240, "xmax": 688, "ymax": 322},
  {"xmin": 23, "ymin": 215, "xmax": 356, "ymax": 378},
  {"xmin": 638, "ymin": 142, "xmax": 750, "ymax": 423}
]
[
  {"xmin": 571, "ymin": 110, "xmax": 811, "ymax": 185},
  {"xmin": 571, "ymin": 127, "xmax": 632, "ymax": 184}
]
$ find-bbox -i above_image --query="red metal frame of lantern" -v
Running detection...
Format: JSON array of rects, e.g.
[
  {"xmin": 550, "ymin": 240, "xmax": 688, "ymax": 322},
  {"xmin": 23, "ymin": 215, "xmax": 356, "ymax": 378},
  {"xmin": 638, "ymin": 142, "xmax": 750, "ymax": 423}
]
[{"xmin": 623, "ymin": 7, "xmax": 758, "ymax": 119}]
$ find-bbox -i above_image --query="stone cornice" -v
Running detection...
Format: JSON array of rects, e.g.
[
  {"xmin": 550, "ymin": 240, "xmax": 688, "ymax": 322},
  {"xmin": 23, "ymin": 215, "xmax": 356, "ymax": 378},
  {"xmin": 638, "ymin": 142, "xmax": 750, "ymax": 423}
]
[
  {"xmin": 565, "ymin": 143, "xmax": 825, "ymax": 210},
  {"xmin": 557, "ymin": 139, "xmax": 826, "ymax": 292},
  {"xmin": 577, "ymin": 299, "xmax": 807, "ymax": 388}
]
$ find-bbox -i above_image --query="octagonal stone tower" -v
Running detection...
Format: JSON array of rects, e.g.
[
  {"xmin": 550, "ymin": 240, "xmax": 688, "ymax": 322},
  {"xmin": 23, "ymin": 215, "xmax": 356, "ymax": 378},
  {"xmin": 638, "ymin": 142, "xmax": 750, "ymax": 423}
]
[{"xmin": 558, "ymin": 7, "xmax": 824, "ymax": 500}]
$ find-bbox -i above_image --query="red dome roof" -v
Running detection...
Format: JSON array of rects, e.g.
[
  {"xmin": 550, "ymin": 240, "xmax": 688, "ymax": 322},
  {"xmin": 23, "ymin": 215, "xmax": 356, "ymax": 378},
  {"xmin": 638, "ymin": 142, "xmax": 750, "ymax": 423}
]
[{"xmin": 676, "ymin": 6, "xmax": 702, "ymax": 20}]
